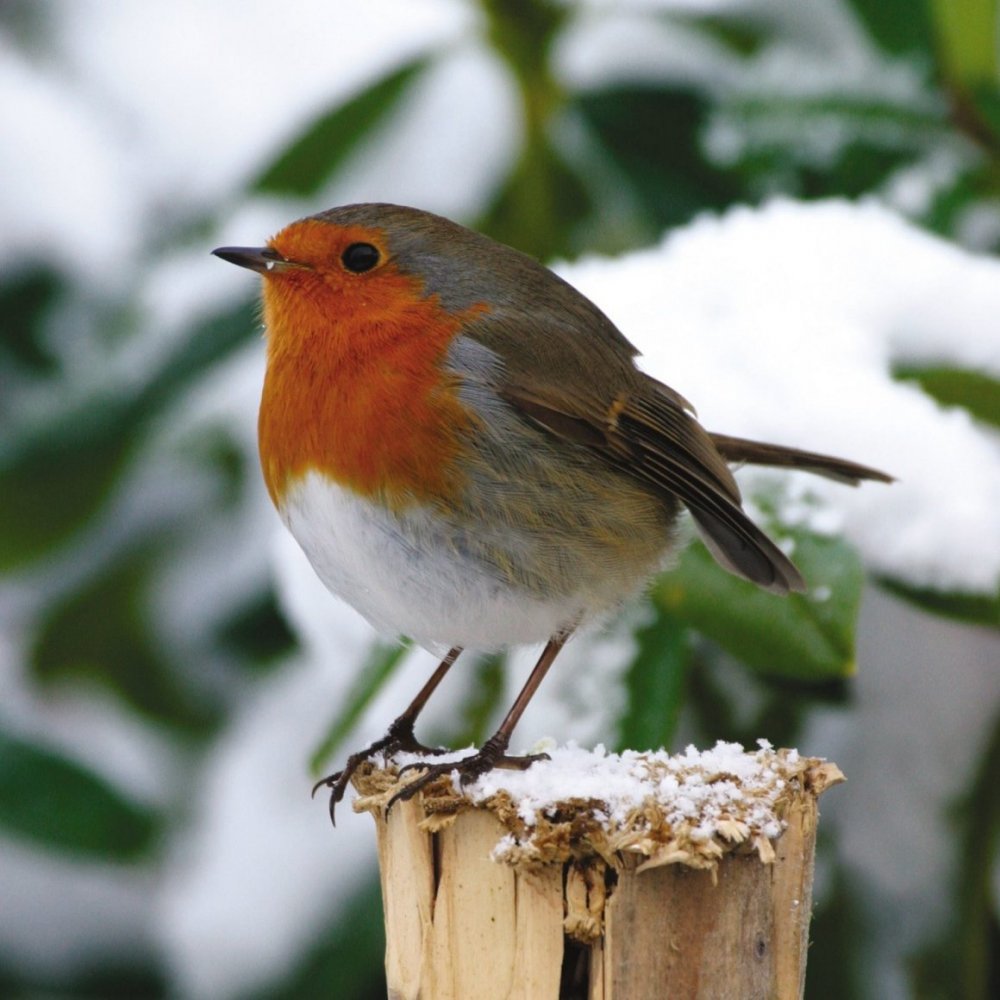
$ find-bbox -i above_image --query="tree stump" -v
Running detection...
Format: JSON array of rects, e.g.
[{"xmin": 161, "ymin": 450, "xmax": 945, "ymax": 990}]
[{"xmin": 353, "ymin": 742, "xmax": 843, "ymax": 1000}]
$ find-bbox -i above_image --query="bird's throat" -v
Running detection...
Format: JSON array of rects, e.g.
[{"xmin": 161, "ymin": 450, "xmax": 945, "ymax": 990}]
[{"xmin": 257, "ymin": 272, "xmax": 484, "ymax": 514}]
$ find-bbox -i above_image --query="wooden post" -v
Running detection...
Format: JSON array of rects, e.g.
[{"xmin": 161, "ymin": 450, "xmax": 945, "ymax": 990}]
[{"xmin": 353, "ymin": 744, "xmax": 843, "ymax": 1000}]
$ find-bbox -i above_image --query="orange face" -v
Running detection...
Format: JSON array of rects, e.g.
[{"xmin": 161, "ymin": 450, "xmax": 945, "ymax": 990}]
[{"xmin": 256, "ymin": 219, "xmax": 486, "ymax": 512}]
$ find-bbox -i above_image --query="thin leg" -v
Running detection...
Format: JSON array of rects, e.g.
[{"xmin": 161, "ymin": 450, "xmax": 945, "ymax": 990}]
[
  {"xmin": 387, "ymin": 645, "xmax": 463, "ymax": 737},
  {"xmin": 315, "ymin": 645, "xmax": 463, "ymax": 823},
  {"xmin": 389, "ymin": 629, "xmax": 574, "ymax": 810},
  {"xmin": 489, "ymin": 630, "xmax": 570, "ymax": 750}
]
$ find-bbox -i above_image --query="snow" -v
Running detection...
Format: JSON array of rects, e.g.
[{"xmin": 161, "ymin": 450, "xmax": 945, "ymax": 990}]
[
  {"xmin": 467, "ymin": 739, "xmax": 790, "ymax": 829},
  {"xmin": 375, "ymin": 740, "xmax": 824, "ymax": 869},
  {"xmin": 0, "ymin": 0, "xmax": 486, "ymax": 284},
  {"xmin": 555, "ymin": 199, "xmax": 1000, "ymax": 593},
  {"xmin": 0, "ymin": 35, "xmax": 139, "ymax": 284},
  {"xmin": 155, "ymin": 650, "xmax": 378, "ymax": 1000},
  {"xmin": 54, "ymin": 0, "xmax": 475, "ymax": 204}
]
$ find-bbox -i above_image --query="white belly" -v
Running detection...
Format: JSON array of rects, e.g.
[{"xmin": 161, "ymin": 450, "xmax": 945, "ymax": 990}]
[{"xmin": 279, "ymin": 471, "xmax": 585, "ymax": 650}]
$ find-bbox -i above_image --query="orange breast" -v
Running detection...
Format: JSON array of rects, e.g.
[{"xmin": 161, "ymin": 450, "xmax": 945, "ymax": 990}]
[{"xmin": 258, "ymin": 262, "xmax": 485, "ymax": 512}]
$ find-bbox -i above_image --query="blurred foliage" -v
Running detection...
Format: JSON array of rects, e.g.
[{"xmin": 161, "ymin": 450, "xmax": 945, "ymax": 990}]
[
  {"xmin": 893, "ymin": 362, "xmax": 1000, "ymax": 428},
  {"xmin": 1, "ymin": 1, "xmax": 998, "ymax": 998},
  {"xmin": 254, "ymin": 58, "xmax": 432, "ymax": 199},
  {"xmin": 616, "ymin": 606, "xmax": 690, "ymax": 754},
  {"xmin": 0, "ymin": 298, "xmax": 256, "ymax": 569},
  {"xmin": 0, "ymin": 727, "xmax": 161, "ymax": 861},
  {"xmin": 308, "ymin": 639, "xmax": 413, "ymax": 777},
  {"xmin": 657, "ymin": 528, "xmax": 867, "ymax": 681},
  {"xmin": 252, "ymin": 879, "xmax": 386, "ymax": 1000}
]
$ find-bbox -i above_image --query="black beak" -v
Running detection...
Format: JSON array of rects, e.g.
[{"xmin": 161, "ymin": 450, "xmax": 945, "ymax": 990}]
[{"xmin": 212, "ymin": 246, "xmax": 292, "ymax": 274}]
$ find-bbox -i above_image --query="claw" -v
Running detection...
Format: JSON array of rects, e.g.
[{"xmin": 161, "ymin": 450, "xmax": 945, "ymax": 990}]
[
  {"xmin": 311, "ymin": 771, "xmax": 341, "ymax": 799},
  {"xmin": 312, "ymin": 719, "xmax": 449, "ymax": 825},
  {"xmin": 310, "ymin": 767, "xmax": 356, "ymax": 826}
]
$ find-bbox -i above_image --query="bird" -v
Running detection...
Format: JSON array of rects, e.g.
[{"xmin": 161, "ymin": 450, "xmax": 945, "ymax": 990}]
[{"xmin": 213, "ymin": 203, "xmax": 889, "ymax": 820}]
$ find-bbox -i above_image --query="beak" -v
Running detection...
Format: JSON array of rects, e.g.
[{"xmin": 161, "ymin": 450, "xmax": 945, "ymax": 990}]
[{"xmin": 212, "ymin": 246, "xmax": 304, "ymax": 274}]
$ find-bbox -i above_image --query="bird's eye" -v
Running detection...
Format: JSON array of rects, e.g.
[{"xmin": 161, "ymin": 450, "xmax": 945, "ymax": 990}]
[{"xmin": 341, "ymin": 242, "xmax": 380, "ymax": 273}]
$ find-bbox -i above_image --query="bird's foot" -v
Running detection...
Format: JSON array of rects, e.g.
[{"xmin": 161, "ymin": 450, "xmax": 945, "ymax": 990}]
[
  {"xmin": 312, "ymin": 717, "xmax": 447, "ymax": 825},
  {"xmin": 386, "ymin": 733, "xmax": 549, "ymax": 813}
]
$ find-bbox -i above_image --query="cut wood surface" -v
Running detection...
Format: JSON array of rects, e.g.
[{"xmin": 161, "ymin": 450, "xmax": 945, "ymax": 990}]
[{"xmin": 354, "ymin": 743, "xmax": 843, "ymax": 1000}]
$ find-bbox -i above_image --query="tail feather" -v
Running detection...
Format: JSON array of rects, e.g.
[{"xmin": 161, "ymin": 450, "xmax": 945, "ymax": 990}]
[
  {"xmin": 685, "ymin": 433, "xmax": 891, "ymax": 594},
  {"xmin": 710, "ymin": 433, "xmax": 893, "ymax": 486}
]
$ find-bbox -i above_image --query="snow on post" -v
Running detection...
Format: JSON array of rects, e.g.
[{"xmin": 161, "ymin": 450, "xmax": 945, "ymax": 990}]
[{"xmin": 352, "ymin": 741, "xmax": 843, "ymax": 999}]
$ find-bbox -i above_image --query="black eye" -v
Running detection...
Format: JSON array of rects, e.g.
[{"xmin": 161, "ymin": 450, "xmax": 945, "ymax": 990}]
[{"xmin": 341, "ymin": 242, "xmax": 380, "ymax": 273}]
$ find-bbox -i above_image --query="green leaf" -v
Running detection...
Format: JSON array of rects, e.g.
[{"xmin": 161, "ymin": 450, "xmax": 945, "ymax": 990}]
[
  {"xmin": 654, "ymin": 530, "xmax": 866, "ymax": 681},
  {"xmin": 684, "ymin": 642, "xmax": 849, "ymax": 749},
  {"xmin": 136, "ymin": 296, "xmax": 259, "ymax": 415},
  {"xmin": 842, "ymin": 0, "xmax": 935, "ymax": 57},
  {"xmin": 476, "ymin": 0, "xmax": 590, "ymax": 259},
  {"xmin": 893, "ymin": 363, "xmax": 1000, "ymax": 428},
  {"xmin": 966, "ymin": 83, "xmax": 1000, "ymax": 145},
  {"xmin": 930, "ymin": 0, "xmax": 999, "ymax": 89},
  {"xmin": 477, "ymin": 136, "xmax": 592, "ymax": 260},
  {"xmin": 254, "ymin": 57, "xmax": 430, "ymax": 197},
  {"xmin": 880, "ymin": 578, "xmax": 1000, "ymax": 627},
  {"xmin": 682, "ymin": 12, "xmax": 772, "ymax": 57},
  {"xmin": 177, "ymin": 422, "xmax": 248, "ymax": 509},
  {"xmin": 309, "ymin": 639, "xmax": 412, "ymax": 775},
  {"xmin": 214, "ymin": 585, "xmax": 298, "ymax": 669},
  {"xmin": 616, "ymin": 605, "xmax": 690, "ymax": 754},
  {"xmin": 30, "ymin": 540, "xmax": 221, "ymax": 734},
  {"xmin": 951, "ymin": 707, "xmax": 1000, "ymax": 997},
  {"xmin": 709, "ymin": 91, "xmax": 952, "ymax": 204},
  {"xmin": 803, "ymin": 141, "xmax": 919, "ymax": 199},
  {"xmin": 251, "ymin": 876, "xmax": 385, "ymax": 1000},
  {"xmin": 0, "ymin": 396, "xmax": 136, "ymax": 569},
  {"xmin": 0, "ymin": 297, "xmax": 257, "ymax": 570},
  {"xmin": 576, "ymin": 86, "xmax": 739, "ymax": 232},
  {"xmin": 803, "ymin": 861, "xmax": 867, "ymax": 998},
  {"xmin": 448, "ymin": 652, "xmax": 506, "ymax": 748},
  {"xmin": 482, "ymin": 0, "xmax": 568, "ymax": 76},
  {"xmin": 0, "ymin": 265, "xmax": 63, "ymax": 379},
  {"xmin": 0, "ymin": 727, "xmax": 160, "ymax": 860},
  {"xmin": 730, "ymin": 137, "xmax": 914, "ymax": 205},
  {"xmin": 0, "ymin": 958, "xmax": 168, "ymax": 1000},
  {"xmin": 921, "ymin": 164, "xmax": 999, "ymax": 242}
]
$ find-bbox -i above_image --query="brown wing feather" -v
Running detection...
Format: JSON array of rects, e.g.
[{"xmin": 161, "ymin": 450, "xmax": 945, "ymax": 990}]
[
  {"xmin": 463, "ymin": 308, "xmax": 808, "ymax": 593},
  {"xmin": 498, "ymin": 380, "xmax": 806, "ymax": 593}
]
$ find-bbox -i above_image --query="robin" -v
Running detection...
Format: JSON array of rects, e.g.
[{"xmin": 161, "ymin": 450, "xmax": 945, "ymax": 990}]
[{"xmin": 213, "ymin": 203, "xmax": 889, "ymax": 819}]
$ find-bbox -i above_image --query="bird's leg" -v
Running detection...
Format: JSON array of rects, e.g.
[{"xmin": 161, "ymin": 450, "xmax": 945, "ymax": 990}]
[
  {"xmin": 314, "ymin": 646, "xmax": 463, "ymax": 823},
  {"xmin": 388, "ymin": 629, "xmax": 573, "ymax": 811}
]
